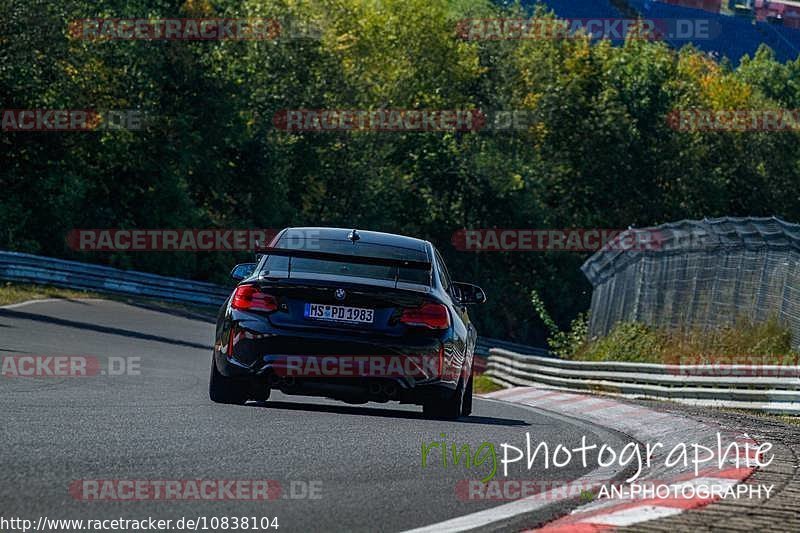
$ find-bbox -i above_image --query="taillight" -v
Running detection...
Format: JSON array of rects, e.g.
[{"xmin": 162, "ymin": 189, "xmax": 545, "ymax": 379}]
[
  {"xmin": 400, "ymin": 303, "xmax": 450, "ymax": 329},
  {"xmin": 231, "ymin": 285, "xmax": 278, "ymax": 312}
]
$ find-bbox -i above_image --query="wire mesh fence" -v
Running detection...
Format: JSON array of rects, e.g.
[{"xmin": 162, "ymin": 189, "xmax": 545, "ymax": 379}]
[{"xmin": 581, "ymin": 217, "xmax": 800, "ymax": 347}]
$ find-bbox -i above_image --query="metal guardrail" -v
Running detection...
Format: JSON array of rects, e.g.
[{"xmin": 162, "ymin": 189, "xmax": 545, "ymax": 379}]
[
  {"xmin": 0, "ymin": 251, "xmax": 231, "ymax": 307},
  {"xmin": 486, "ymin": 348, "xmax": 800, "ymax": 415},
  {"xmin": 474, "ymin": 337, "xmax": 550, "ymax": 358},
  {"xmin": 0, "ymin": 251, "xmax": 551, "ymax": 360},
  {"xmin": 473, "ymin": 339, "xmax": 550, "ymax": 374}
]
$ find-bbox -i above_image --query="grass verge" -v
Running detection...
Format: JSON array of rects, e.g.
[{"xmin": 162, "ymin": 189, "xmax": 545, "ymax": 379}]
[
  {"xmin": 0, "ymin": 281, "xmax": 219, "ymax": 318},
  {"xmin": 474, "ymin": 374, "xmax": 505, "ymax": 394},
  {"xmin": 0, "ymin": 281, "xmax": 105, "ymax": 306}
]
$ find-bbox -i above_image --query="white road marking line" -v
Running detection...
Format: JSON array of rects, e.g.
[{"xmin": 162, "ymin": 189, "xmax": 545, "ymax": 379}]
[
  {"xmin": 402, "ymin": 397, "xmax": 626, "ymax": 533},
  {"xmin": 0, "ymin": 298, "xmax": 67, "ymax": 309},
  {"xmin": 1, "ymin": 297, "xmax": 111, "ymax": 310},
  {"xmin": 444, "ymin": 389, "xmax": 756, "ymax": 533},
  {"xmin": 402, "ymin": 474, "xmax": 610, "ymax": 533}
]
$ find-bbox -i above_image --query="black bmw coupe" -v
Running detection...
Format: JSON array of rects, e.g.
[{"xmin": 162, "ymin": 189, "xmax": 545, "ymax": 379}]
[{"xmin": 209, "ymin": 227, "xmax": 485, "ymax": 419}]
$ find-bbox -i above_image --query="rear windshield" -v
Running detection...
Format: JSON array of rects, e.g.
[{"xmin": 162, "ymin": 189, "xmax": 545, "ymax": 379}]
[{"xmin": 261, "ymin": 236, "xmax": 431, "ymax": 285}]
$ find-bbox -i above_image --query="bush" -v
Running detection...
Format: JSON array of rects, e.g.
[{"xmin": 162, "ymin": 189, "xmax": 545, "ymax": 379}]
[
  {"xmin": 573, "ymin": 322, "xmax": 666, "ymax": 362},
  {"xmin": 549, "ymin": 313, "xmax": 589, "ymax": 359},
  {"xmin": 558, "ymin": 316, "xmax": 796, "ymax": 364}
]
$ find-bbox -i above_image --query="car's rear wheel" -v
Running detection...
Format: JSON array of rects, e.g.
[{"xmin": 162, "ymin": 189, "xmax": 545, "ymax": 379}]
[
  {"xmin": 423, "ymin": 379, "xmax": 464, "ymax": 420},
  {"xmin": 209, "ymin": 356, "xmax": 250, "ymax": 405},
  {"xmin": 252, "ymin": 382, "xmax": 271, "ymax": 403}
]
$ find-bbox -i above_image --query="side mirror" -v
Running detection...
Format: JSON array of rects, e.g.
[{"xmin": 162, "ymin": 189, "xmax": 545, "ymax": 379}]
[
  {"xmin": 452, "ymin": 282, "xmax": 487, "ymax": 305},
  {"xmin": 230, "ymin": 263, "xmax": 257, "ymax": 281}
]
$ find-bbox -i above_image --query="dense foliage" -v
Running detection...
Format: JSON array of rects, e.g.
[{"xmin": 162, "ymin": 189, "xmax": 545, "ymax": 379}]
[{"xmin": 3, "ymin": 0, "xmax": 800, "ymax": 344}]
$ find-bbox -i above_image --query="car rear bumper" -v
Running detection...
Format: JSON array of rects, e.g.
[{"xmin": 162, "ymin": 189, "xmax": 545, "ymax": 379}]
[{"xmin": 213, "ymin": 310, "xmax": 468, "ymax": 403}]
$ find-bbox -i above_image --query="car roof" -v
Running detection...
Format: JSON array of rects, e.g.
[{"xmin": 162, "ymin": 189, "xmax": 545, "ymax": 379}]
[{"xmin": 279, "ymin": 227, "xmax": 431, "ymax": 253}]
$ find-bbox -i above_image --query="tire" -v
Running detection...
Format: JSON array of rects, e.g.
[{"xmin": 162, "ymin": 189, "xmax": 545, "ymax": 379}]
[
  {"xmin": 252, "ymin": 382, "xmax": 271, "ymax": 403},
  {"xmin": 209, "ymin": 356, "xmax": 250, "ymax": 405},
  {"xmin": 423, "ymin": 379, "xmax": 464, "ymax": 420},
  {"xmin": 461, "ymin": 374, "xmax": 473, "ymax": 417}
]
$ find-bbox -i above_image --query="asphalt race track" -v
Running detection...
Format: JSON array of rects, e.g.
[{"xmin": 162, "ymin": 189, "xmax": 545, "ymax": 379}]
[{"xmin": 1, "ymin": 299, "xmax": 633, "ymax": 532}]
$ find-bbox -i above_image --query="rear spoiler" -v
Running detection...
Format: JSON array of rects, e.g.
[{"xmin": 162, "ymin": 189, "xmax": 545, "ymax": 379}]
[{"xmin": 258, "ymin": 247, "xmax": 432, "ymax": 270}]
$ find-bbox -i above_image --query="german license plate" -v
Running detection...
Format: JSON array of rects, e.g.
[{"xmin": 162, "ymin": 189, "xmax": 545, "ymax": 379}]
[{"xmin": 304, "ymin": 303, "xmax": 374, "ymax": 324}]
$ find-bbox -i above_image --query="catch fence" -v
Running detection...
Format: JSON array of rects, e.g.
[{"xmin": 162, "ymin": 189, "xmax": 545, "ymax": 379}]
[{"xmin": 581, "ymin": 216, "xmax": 800, "ymax": 347}]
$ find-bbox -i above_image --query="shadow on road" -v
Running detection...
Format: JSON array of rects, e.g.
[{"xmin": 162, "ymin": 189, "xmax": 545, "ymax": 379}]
[
  {"xmin": 121, "ymin": 300, "xmax": 218, "ymax": 323},
  {"xmin": 61, "ymin": 296, "xmax": 219, "ymax": 323},
  {"xmin": 248, "ymin": 400, "xmax": 530, "ymax": 426},
  {"xmin": 0, "ymin": 308, "xmax": 212, "ymax": 350}
]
